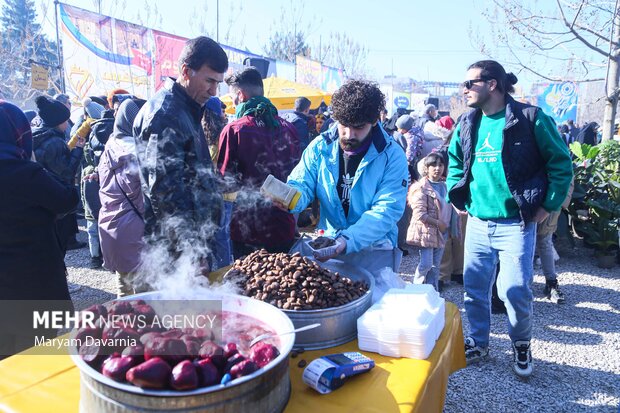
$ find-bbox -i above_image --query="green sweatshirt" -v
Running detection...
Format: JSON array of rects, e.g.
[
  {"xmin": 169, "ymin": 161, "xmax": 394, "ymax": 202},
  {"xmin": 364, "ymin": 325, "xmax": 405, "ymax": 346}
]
[{"xmin": 446, "ymin": 109, "xmax": 573, "ymax": 219}]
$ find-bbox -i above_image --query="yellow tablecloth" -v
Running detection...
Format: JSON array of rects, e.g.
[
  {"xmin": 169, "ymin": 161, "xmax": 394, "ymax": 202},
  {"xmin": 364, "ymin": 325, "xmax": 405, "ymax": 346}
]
[{"xmin": 0, "ymin": 304, "xmax": 465, "ymax": 413}]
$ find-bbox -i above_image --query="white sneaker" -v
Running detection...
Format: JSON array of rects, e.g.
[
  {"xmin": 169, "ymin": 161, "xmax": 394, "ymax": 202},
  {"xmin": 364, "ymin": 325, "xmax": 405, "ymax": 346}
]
[{"xmin": 512, "ymin": 340, "xmax": 533, "ymax": 379}]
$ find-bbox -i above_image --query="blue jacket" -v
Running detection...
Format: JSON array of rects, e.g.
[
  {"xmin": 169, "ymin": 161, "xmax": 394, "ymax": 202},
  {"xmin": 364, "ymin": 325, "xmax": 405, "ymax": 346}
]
[{"xmin": 288, "ymin": 123, "xmax": 409, "ymax": 254}]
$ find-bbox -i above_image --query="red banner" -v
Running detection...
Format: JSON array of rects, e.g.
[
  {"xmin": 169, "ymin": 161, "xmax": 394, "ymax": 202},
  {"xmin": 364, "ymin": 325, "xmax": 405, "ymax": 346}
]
[{"xmin": 153, "ymin": 31, "xmax": 188, "ymax": 90}]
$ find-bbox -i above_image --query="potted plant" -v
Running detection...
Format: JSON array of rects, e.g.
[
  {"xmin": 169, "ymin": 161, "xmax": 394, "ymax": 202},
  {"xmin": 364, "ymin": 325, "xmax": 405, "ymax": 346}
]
[{"xmin": 568, "ymin": 141, "xmax": 620, "ymax": 268}]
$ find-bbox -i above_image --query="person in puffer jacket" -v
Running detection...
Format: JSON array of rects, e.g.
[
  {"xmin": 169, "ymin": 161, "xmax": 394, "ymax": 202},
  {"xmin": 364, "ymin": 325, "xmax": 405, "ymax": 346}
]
[
  {"xmin": 133, "ymin": 36, "xmax": 228, "ymax": 278},
  {"xmin": 31, "ymin": 95, "xmax": 85, "ymax": 255},
  {"xmin": 287, "ymin": 80, "xmax": 408, "ymax": 275},
  {"xmin": 407, "ymin": 153, "xmax": 455, "ymax": 291},
  {"xmin": 98, "ymin": 98, "xmax": 146, "ymax": 297}
]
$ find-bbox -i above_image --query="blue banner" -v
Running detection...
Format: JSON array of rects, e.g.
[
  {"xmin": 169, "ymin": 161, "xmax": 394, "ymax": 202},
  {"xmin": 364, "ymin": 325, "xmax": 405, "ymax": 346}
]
[{"xmin": 536, "ymin": 81, "xmax": 578, "ymax": 123}]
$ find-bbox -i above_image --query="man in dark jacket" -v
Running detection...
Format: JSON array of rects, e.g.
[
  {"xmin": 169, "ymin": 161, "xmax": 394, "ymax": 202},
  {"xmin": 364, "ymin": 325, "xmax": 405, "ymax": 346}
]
[
  {"xmin": 218, "ymin": 67, "xmax": 301, "ymax": 258},
  {"xmin": 133, "ymin": 36, "xmax": 228, "ymax": 274},
  {"xmin": 447, "ymin": 60, "xmax": 572, "ymax": 379},
  {"xmin": 282, "ymin": 97, "xmax": 311, "ymax": 152},
  {"xmin": 32, "ymin": 95, "xmax": 85, "ymax": 254}
]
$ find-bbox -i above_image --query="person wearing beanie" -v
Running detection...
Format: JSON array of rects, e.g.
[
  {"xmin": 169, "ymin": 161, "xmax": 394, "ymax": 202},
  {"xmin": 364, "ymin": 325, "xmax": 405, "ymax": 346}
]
[
  {"xmin": 67, "ymin": 97, "xmax": 105, "ymax": 150},
  {"xmin": 107, "ymin": 88, "xmax": 130, "ymax": 109},
  {"xmin": 0, "ymin": 101, "xmax": 78, "ymax": 354},
  {"xmin": 32, "ymin": 95, "xmax": 86, "ymax": 255},
  {"xmin": 54, "ymin": 93, "xmax": 74, "ymax": 141},
  {"xmin": 395, "ymin": 114, "xmax": 414, "ymax": 131}
]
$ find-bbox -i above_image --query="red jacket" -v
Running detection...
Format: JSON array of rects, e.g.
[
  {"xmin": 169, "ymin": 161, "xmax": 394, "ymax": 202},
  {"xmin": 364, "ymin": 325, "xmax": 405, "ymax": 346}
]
[{"xmin": 217, "ymin": 114, "xmax": 300, "ymax": 248}]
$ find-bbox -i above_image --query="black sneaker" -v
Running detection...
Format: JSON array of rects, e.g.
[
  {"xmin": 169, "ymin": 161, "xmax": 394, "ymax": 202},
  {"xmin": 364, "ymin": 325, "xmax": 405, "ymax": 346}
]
[
  {"xmin": 451, "ymin": 273, "xmax": 463, "ymax": 285},
  {"xmin": 544, "ymin": 280, "xmax": 565, "ymax": 304},
  {"xmin": 512, "ymin": 340, "xmax": 533, "ymax": 378},
  {"xmin": 89, "ymin": 256, "xmax": 103, "ymax": 269},
  {"xmin": 464, "ymin": 336, "xmax": 489, "ymax": 365}
]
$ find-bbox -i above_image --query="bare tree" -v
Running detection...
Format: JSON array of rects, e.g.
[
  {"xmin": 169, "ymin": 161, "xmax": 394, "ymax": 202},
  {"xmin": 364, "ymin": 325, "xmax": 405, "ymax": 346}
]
[
  {"xmin": 263, "ymin": 2, "xmax": 311, "ymax": 62},
  {"xmin": 472, "ymin": 0, "xmax": 619, "ymax": 141},
  {"xmin": 188, "ymin": 0, "xmax": 246, "ymax": 49},
  {"xmin": 0, "ymin": 0, "xmax": 60, "ymax": 105},
  {"xmin": 312, "ymin": 32, "xmax": 369, "ymax": 79}
]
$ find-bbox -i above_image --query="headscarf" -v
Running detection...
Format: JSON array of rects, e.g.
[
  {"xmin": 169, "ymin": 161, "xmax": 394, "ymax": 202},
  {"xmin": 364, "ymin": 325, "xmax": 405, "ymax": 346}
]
[
  {"xmin": 110, "ymin": 99, "xmax": 141, "ymax": 140},
  {"xmin": 235, "ymin": 96, "xmax": 280, "ymax": 129},
  {"xmin": 0, "ymin": 101, "xmax": 33, "ymax": 161}
]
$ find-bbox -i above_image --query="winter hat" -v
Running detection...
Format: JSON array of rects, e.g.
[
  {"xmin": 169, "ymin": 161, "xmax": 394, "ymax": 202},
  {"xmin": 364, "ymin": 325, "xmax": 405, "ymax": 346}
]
[
  {"xmin": 435, "ymin": 116, "xmax": 454, "ymax": 131},
  {"xmin": 395, "ymin": 114, "xmax": 414, "ymax": 131},
  {"xmin": 82, "ymin": 97, "xmax": 104, "ymax": 120},
  {"xmin": 0, "ymin": 101, "xmax": 33, "ymax": 161},
  {"xmin": 35, "ymin": 95, "xmax": 70, "ymax": 127},
  {"xmin": 107, "ymin": 88, "xmax": 130, "ymax": 108},
  {"xmin": 204, "ymin": 96, "xmax": 223, "ymax": 117}
]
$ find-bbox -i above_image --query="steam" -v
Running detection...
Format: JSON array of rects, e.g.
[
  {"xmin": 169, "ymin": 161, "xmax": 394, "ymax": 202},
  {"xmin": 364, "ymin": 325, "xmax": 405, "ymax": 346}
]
[{"xmin": 131, "ymin": 125, "xmax": 298, "ymax": 300}]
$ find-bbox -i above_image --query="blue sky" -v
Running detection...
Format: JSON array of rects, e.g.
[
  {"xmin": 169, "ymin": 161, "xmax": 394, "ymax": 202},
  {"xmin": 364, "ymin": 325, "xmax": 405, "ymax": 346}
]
[{"xmin": 15, "ymin": 0, "xmax": 609, "ymax": 92}]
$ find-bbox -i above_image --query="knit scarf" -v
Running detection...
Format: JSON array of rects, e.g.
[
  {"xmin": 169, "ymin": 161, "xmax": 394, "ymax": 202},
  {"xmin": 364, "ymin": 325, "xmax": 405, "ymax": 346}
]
[{"xmin": 235, "ymin": 96, "xmax": 280, "ymax": 129}]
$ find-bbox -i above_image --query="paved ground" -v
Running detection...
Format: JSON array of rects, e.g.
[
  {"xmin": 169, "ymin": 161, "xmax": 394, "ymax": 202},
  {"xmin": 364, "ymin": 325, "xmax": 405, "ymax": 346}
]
[{"xmin": 67, "ymin": 222, "xmax": 620, "ymax": 412}]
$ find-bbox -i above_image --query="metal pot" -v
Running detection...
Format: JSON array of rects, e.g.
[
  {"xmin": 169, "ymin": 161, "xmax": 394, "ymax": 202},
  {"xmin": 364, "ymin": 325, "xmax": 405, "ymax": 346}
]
[
  {"xmin": 283, "ymin": 260, "xmax": 374, "ymax": 350},
  {"xmin": 71, "ymin": 292, "xmax": 295, "ymax": 412}
]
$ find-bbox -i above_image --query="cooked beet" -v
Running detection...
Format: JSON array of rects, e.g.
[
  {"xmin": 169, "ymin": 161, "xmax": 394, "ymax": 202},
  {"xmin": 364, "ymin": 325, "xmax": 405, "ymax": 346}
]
[
  {"xmin": 169, "ymin": 360, "xmax": 199, "ymax": 390},
  {"xmin": 75, "ymin": 326, "xmax": 101, "ymax": 348},
  {"xmin": 194, "ymin": 358, "xmax": 221, "ymax": 387},
  {"xmin": 229, "ymin": 359, "xmax": 259, "ymax": 379},
  {"xmin": 144, "ymin": 337, "xmax": 188, "ymax": 366},
  {"xmin": 249, "ymin": 343, "xmax": 280, "ymax": 368},
  {"xmin": 199, "ymin": 341, "xmax": 226, "ymax": 370},
  {"xmin": 79, "ymin": 342, "xmax": 105, "ymax": 369},
  {"xmin": 126, "ymin": 357, "xmax": 172, "ymax": 389},
  {"xmin": 224, "ymin": 353, "xmax": 245, "ymax": 374},
  {"xmin": 121, "ymin": 344, "xmax": 145, "ymax": 363},
  {"xmin": 102, "ymin": 355, "xmax": 139, "ymax": 382},
  {"xmin": 139, "ymin": 332, "xmax": 162, "ymax": 346},
  {"xmin": 223, "ymin": 342, "xmax": 238, "ymax": 359},
  {"xmin": 133, "ymin": 304, "xmax": 156, "ymax": 324},
  {"xmin": 83, "ymin": 304, "xmax": 107, "ymax": 320},
  {"xmin": 107, "ymin": 301, "xmax": 133, "ymax": 315}
]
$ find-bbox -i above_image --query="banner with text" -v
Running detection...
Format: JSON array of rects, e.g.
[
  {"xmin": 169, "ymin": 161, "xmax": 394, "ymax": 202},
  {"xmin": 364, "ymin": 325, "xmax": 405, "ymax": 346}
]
[{"xmin": 59, "ymin": 3, "xmax": 152, "ymax": 102}]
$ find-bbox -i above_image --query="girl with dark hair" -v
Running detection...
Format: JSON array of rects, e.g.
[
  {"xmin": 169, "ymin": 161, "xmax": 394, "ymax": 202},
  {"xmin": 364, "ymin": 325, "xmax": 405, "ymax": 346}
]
[{"xmin": 407, "ymin": 153, "xmax": 457, "ymax": 291}]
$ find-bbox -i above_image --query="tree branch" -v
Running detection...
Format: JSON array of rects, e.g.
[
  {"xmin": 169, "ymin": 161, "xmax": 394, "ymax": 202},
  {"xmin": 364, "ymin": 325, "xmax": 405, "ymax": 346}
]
[{"xmin": 556, "ymin": 0, "xmax": 610, "ymax": 56}]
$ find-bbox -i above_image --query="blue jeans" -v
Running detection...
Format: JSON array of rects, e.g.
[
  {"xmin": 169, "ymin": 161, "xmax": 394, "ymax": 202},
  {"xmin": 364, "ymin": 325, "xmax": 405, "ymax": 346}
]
[
  {"xmin": 86, "ymin": 219, "xmax": 100, "ymax": 258},
  {"xmin": 463, "ymin": 215, "xmax": 536, "ymax": 348},
  {"xmin": 213, "ymin": 201, "xmax": 234, "ymax": 270},
  {"xmin": 414, "ymin": 246, "xmax": 445, "ymax": 291}
]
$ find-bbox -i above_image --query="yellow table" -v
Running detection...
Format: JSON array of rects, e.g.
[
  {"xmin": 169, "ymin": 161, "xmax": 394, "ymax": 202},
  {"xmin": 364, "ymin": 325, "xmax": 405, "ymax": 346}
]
[{"xmin": 0, "ymin": 304, "xmax": 465, "ymax": 413}]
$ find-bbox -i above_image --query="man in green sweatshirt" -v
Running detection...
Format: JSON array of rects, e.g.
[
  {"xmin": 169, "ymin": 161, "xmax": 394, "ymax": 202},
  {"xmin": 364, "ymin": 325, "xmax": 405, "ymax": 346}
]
[{"xmin": 446, "ymin": 60, "xmax": 573, "ymax": 379}]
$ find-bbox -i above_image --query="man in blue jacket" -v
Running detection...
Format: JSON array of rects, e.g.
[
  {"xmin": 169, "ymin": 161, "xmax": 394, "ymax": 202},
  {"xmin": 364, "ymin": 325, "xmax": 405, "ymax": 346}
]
[{"xmin": 287, "ymin": 80, "xmax": 409, "ymax": 271}]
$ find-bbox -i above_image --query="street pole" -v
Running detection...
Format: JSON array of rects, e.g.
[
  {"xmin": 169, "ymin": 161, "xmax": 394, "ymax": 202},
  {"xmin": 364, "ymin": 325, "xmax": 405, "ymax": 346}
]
[
  {"xmin": 53, "ymin": 0, "xmax": 65, "ymax": 93},
  {"xmin": 216, "ymin": 0, "xmax": 219, "ymax": 42}
]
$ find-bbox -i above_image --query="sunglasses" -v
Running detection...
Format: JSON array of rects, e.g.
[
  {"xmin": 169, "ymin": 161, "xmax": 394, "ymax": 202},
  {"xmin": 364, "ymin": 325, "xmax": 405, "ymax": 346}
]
[{"xmin": 462, "ymin": 78, "xmax": 491, "ymax": 90}]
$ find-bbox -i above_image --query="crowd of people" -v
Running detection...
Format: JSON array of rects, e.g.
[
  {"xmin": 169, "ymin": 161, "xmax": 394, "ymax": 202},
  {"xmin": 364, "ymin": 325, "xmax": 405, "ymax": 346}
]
[{"xmin": 1, "ymin": 35, "xmax": 579, "ymax": 379}]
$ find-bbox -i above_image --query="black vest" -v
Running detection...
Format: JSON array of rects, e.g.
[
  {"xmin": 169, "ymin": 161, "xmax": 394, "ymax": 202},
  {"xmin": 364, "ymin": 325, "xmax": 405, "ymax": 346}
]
[{"xmin": 449, "ymin": 96, "xmax": 548, "ymax": 222}]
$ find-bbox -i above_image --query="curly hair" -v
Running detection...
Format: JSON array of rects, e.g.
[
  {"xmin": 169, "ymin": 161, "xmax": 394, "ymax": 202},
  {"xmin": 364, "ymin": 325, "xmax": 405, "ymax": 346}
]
[{"xmin": 331, "ymin": 80, "xmax": 385, "ymax": 126}]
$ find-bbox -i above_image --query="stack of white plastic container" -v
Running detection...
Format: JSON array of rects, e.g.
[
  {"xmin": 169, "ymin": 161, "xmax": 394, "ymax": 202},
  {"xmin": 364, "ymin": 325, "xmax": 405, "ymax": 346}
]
[{"xmin": 357, "ymin": 284, "xmax": 445, "ymax": 359}]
